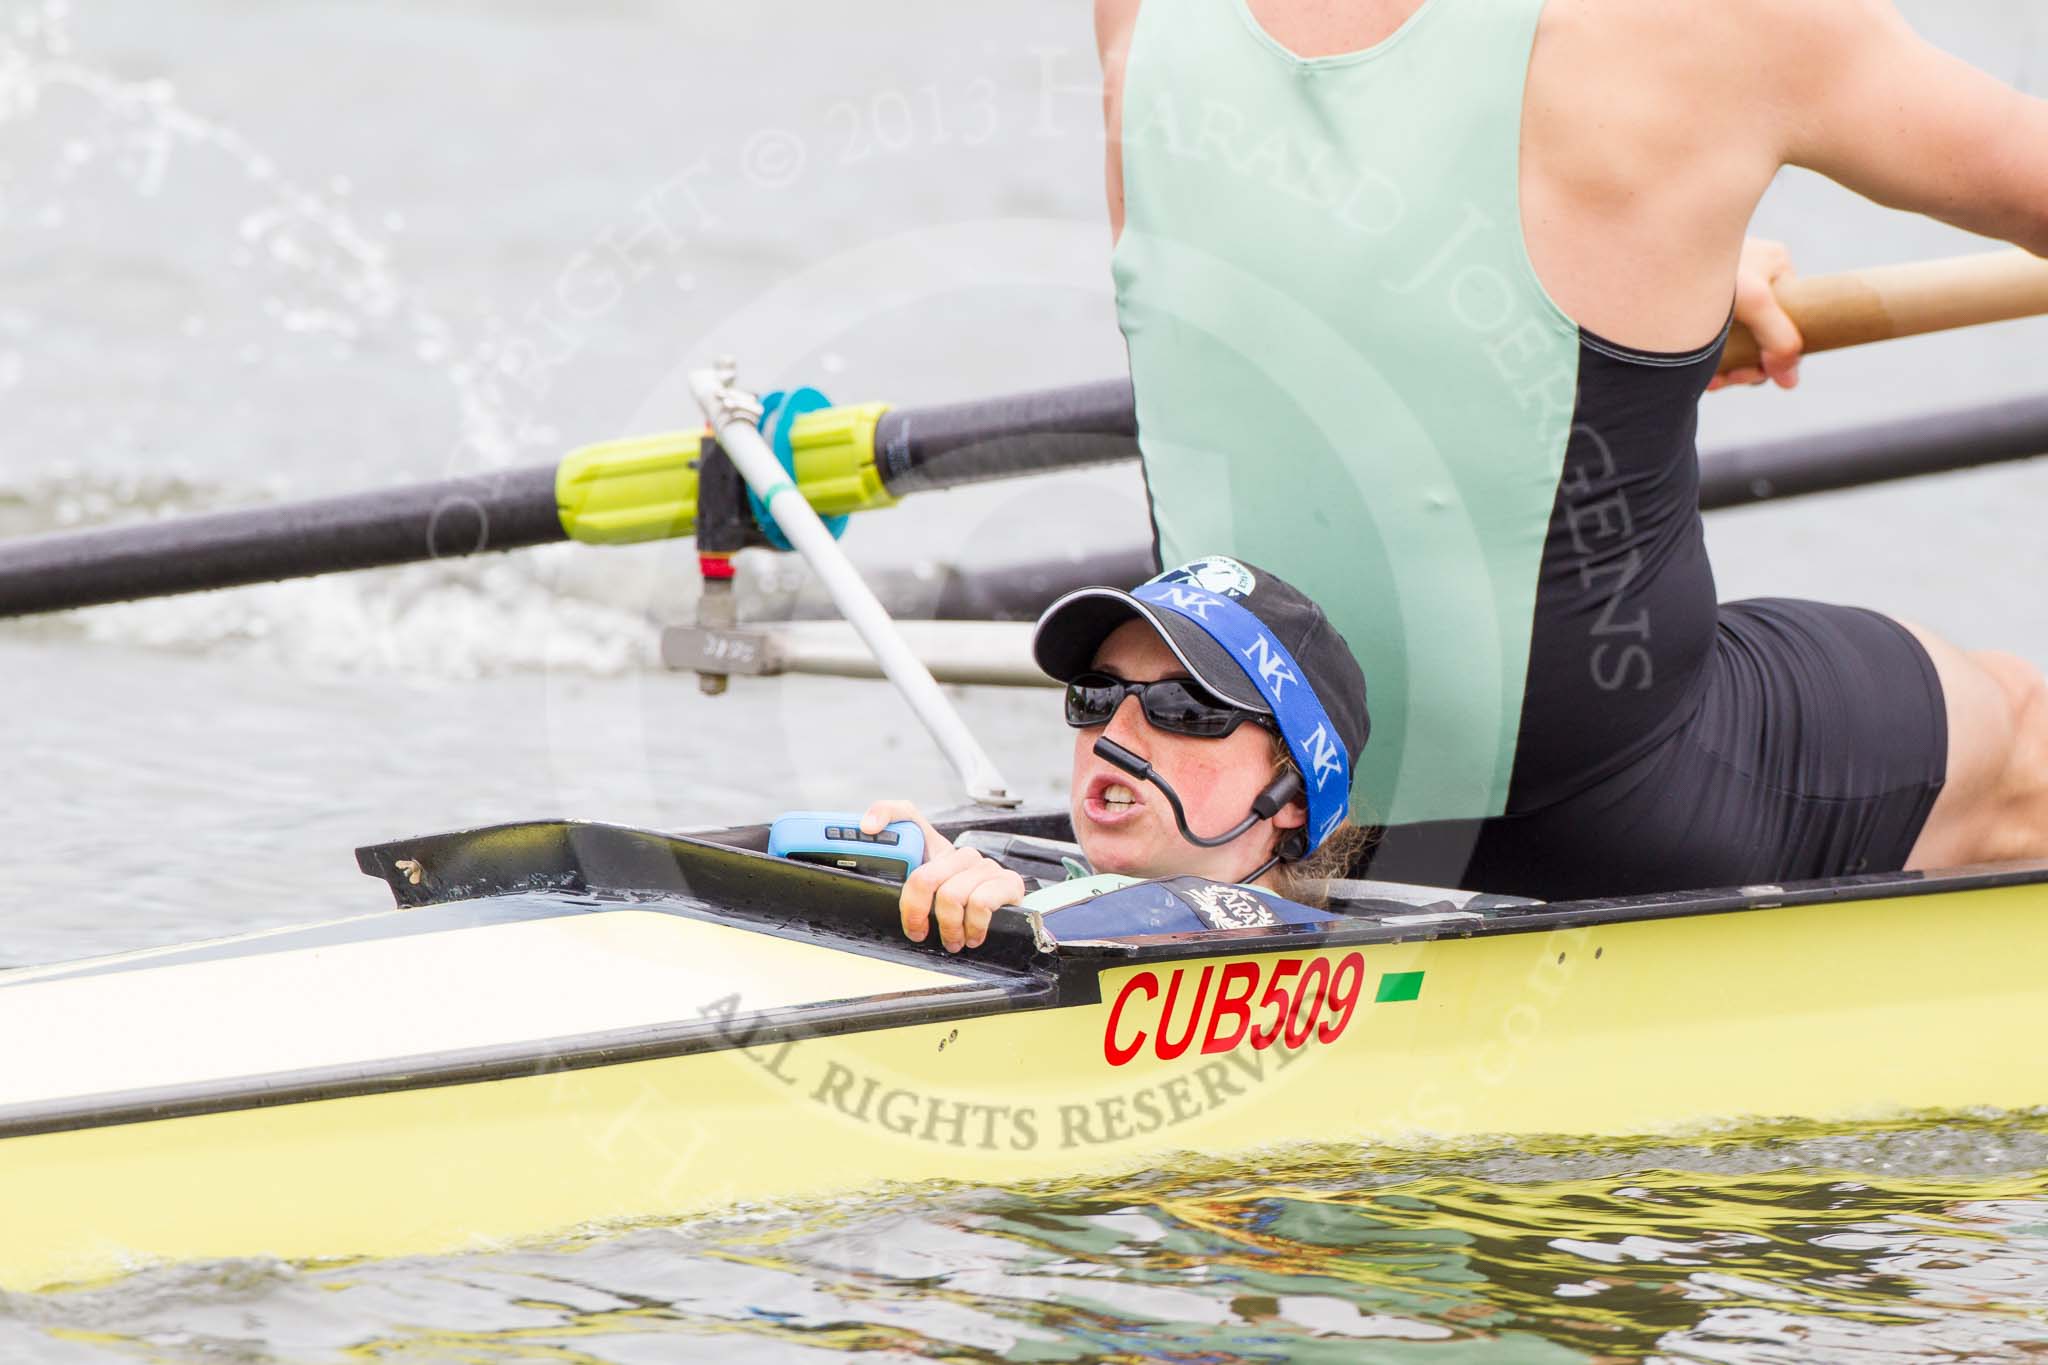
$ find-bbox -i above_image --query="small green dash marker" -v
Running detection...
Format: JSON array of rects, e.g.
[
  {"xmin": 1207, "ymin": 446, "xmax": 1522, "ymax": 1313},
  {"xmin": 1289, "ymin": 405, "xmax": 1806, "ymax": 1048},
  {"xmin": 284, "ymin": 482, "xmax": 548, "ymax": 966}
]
[{"xmin": 1375, "ymin": 971, "xmax": 1425, "ymax": 1004}]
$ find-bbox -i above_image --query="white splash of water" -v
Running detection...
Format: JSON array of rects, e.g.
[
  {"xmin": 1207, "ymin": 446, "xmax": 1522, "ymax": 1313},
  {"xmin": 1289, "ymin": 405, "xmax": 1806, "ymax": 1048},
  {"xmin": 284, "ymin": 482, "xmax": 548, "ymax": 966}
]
[
  {"xmin": 0, "ymin": 0, "xmax": 664, "ymax": 678},
  {"xmin": 0, "ymin": 1, "xmax": 470, "ymax": 423}
]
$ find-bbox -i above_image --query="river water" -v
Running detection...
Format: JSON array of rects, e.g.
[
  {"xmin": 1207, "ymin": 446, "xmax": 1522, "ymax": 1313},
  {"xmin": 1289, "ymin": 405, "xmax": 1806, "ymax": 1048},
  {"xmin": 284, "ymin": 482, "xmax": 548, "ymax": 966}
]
[{"xmin": 3, "ymin": 0, "xmax": 2047, "ymax": 1357}]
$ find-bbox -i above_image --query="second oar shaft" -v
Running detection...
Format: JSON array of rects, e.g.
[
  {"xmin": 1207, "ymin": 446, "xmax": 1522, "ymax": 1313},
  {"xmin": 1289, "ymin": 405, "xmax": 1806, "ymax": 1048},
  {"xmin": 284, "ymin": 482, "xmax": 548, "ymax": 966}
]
[{"xmin": 0, "ymin": 467, "xmax": 563, "ymax": 619}]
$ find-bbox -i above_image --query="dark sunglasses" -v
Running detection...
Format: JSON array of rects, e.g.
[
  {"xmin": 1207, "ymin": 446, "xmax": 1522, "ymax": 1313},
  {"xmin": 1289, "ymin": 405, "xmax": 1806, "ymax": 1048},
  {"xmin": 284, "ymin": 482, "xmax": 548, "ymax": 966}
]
[{"xmin": 1063, "ymin": 672, "xmax": 1274, "ymax": 739}]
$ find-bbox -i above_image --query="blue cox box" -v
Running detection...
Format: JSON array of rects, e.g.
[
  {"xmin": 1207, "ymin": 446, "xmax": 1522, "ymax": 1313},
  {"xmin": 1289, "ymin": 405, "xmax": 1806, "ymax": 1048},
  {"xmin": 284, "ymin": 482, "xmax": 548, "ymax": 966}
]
[{"xmin": 767, "ymin": 812, "xmax": 926, "ymax": 881}]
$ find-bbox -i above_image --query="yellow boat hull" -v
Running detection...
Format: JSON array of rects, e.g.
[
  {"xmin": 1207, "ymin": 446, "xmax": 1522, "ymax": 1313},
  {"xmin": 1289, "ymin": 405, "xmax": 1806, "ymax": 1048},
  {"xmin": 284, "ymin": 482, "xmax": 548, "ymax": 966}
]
[{"xmin": 5, "ymin": 854, "xmax": 2042, "ymax": 1293}]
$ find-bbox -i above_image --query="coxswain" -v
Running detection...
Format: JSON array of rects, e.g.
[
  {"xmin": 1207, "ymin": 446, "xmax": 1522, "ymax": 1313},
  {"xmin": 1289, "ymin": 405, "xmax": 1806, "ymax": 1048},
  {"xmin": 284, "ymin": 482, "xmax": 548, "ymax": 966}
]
[{"xmin": 866, "ymin": 556, "xmax": 1371, "ymax": 952}]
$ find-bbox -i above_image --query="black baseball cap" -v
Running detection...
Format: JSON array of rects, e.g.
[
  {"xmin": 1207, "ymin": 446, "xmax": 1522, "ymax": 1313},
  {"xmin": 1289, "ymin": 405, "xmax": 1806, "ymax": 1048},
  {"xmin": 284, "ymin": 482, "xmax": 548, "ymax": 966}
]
[{"xmin": 1031, "ymin": 555, "xmax": 1371, "ymax": 768}]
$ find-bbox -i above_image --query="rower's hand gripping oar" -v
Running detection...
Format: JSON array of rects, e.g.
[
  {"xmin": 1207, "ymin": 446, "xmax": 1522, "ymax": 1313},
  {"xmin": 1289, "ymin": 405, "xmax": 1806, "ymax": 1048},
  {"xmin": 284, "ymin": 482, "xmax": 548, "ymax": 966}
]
[{"xmin": 1719, "ymin": 248, "xmax": 2048, "ymax": 375}]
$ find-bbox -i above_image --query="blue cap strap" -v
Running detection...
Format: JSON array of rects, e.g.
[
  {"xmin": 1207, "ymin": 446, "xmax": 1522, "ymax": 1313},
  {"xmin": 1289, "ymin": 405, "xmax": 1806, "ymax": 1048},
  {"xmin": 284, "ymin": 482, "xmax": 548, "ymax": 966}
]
[{"xmin": 1134, "ymin": 583, "xmax": 1352, "ymax": 852}]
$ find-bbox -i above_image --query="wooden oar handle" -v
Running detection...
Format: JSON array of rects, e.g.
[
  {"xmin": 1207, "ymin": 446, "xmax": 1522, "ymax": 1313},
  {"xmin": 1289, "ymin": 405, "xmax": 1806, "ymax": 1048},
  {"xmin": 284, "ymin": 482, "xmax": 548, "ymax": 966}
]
[{"xmin": 1719, "ymin": 249, "xmax": 2048, "ymax": 374}]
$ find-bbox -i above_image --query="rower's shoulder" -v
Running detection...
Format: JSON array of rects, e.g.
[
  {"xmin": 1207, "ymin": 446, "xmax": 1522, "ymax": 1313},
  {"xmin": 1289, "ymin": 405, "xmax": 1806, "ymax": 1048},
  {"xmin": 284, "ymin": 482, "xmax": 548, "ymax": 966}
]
[
  {"xmin": 1541, "ymin": 0, "xmax": 1895, "ymax": 68},
  {"xmin": 1537, "ymin": 0, "xmax": 1903, "ymax": 132}
]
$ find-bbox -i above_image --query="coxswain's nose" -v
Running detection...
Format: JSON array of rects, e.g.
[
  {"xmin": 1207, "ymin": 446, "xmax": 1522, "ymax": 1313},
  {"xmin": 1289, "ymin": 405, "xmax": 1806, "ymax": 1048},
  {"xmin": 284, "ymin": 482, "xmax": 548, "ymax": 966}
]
[{"xmin": 1102, "ymin": 691, "xmax": 1151, "ymax": 757}]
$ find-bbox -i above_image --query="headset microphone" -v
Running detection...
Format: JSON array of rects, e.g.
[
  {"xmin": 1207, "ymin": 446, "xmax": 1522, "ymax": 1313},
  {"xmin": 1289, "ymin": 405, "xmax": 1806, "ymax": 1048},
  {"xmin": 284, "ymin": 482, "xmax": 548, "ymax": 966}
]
[{"xmin": 1093, "ymin": 738, "xmax": 1305, "ymax": 861}]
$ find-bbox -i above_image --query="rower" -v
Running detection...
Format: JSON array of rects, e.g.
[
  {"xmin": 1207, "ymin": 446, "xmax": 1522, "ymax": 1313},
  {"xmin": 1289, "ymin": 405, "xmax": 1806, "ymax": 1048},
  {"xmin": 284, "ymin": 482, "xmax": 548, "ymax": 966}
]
[
  {"xmin": 863, "ymin": 556, "xmax": 1371, "ymax": 953},
  {"xmin": 1093, "ymin": 0, "xmax": 2048, "ymax": 897}
]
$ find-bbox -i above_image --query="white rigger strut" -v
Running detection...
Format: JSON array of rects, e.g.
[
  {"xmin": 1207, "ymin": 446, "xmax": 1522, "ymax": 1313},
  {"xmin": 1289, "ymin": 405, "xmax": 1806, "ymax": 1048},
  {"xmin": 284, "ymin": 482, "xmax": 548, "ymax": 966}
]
[{"xmin": 689, "ymin": 359, "xmax": 1021, "ymax": 809}]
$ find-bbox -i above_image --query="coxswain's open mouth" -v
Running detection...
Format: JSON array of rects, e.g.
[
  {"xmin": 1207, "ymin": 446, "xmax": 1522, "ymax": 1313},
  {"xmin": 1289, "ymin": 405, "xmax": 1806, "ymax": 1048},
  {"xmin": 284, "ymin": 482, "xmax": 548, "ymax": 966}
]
[{"xmin": 1084, "ymin": 772, "xmax": 1147, "ymax": 824}]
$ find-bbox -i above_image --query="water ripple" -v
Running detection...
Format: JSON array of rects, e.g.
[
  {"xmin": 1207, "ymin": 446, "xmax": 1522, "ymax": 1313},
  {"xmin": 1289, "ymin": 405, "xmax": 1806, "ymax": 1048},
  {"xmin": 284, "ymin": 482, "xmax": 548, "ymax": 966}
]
[{"xmin": 8, "ymin": 1117, "xmax": 2048, "ymax": 1362}]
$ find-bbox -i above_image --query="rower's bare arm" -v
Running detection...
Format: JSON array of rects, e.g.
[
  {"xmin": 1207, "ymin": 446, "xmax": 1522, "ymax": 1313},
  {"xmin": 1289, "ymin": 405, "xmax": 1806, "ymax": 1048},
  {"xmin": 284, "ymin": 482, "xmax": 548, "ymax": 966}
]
[
  {"xmin": 1782, "ymin": 0, "xmax": 2048, "ymax": 256},
  {"xmin": 1095, "ymin": 0, "xmax": 1141, "ymax": 242}
]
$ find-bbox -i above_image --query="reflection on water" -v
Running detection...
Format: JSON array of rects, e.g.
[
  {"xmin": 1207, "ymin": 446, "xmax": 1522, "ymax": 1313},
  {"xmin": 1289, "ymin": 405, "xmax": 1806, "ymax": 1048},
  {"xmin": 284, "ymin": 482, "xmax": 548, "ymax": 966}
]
[{"xmin": 8, "ymin": 1116, "xmax": 2048, "ymax": 1362}]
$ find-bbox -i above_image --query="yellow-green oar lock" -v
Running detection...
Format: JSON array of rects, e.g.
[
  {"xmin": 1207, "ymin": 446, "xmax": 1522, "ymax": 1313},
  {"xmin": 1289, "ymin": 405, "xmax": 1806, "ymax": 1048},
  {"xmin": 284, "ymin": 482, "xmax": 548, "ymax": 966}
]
[
  {"xmin": 555, "ymin": 429, "xmax": 705, "ymax": 546},
  {"xmin": 787, "ymin": 398, "xmax": 894, "ymax": 519},
  {"xmin": 554, "ymin": 395, "xmax": 895, "ymax": 547}
]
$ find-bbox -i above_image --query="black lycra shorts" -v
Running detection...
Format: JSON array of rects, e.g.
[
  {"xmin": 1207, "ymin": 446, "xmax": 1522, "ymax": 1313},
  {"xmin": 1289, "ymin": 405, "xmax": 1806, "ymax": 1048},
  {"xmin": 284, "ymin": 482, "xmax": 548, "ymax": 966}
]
[{"xmin": 1364, "ymin": 598, "xmax": 1949, "ymax": 902}]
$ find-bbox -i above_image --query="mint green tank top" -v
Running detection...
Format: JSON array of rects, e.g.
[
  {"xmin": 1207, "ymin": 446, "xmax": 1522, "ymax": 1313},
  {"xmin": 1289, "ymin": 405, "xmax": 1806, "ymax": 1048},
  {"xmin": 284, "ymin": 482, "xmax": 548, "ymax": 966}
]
[{"xmin": 1113, "ymin": 0, "xmax": 1581, "ymax": 826}]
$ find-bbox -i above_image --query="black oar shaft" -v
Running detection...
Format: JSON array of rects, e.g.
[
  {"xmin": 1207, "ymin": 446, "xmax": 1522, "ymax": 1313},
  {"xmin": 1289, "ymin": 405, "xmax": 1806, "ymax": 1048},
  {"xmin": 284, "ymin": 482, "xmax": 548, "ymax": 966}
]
[
  {"xmin": 1697, "ymin": 393, "xmax": 2048, "ymax": 509},
  {"xmin": 0, "ymin": 467, "xmax": 562, "ymax": 618},
  {"xmin": 868, "ymin": 380, "xmax": 2048, "ymax": 510},
  {"xmin": 2, "ymin": 378, "xmax": 2041, "ymax": 621},
  {"xmin": 873, "ymin": 378, "xmax": 1138, "ymax": 495}
]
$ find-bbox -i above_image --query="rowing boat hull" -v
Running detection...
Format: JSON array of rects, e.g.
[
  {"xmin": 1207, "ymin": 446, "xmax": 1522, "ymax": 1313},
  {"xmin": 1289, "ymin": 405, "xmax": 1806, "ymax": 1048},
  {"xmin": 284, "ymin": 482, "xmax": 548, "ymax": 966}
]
[{"xmin": 3, "ymin": 821, "xmax": 2042, "ymax": 1291}]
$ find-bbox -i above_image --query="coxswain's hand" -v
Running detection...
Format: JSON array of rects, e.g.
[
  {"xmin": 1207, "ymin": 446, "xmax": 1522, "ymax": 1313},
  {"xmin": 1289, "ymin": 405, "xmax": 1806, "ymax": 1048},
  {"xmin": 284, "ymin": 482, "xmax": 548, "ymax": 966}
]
[
  {"xmin": 861, "ymin": 800, "xmax": 1028, "ymax": 953},
  {"xmin": 1710, "ymin": 236, "xmax": 1804, "ymax": 391}
]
